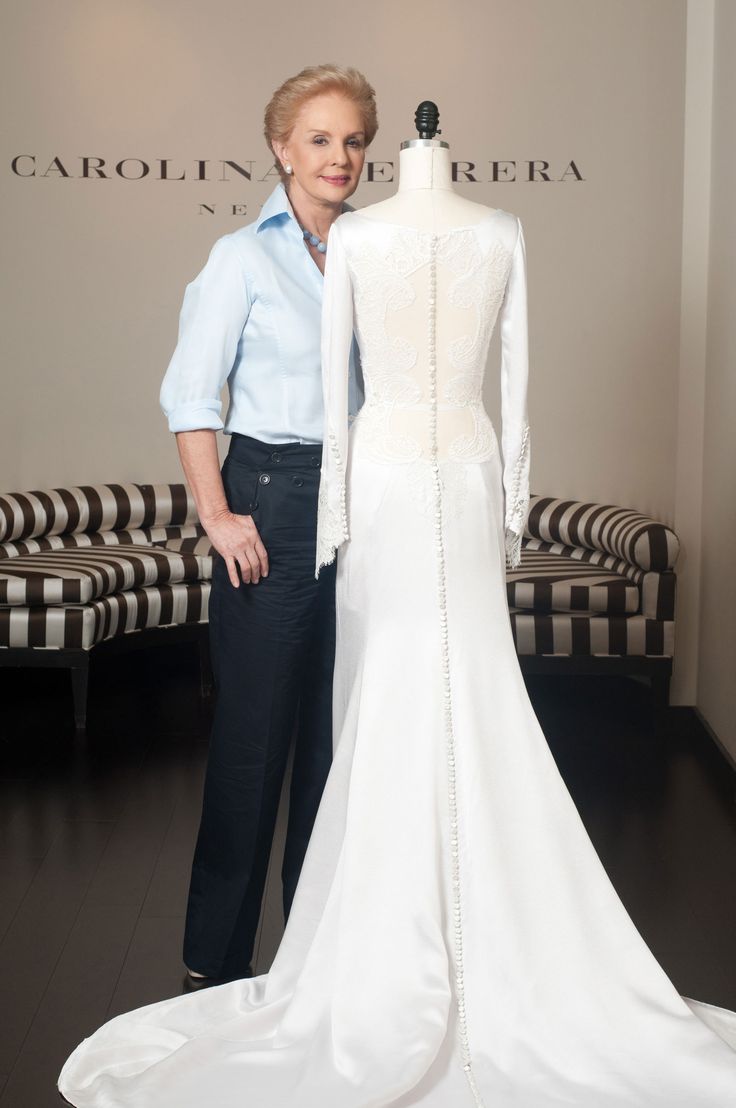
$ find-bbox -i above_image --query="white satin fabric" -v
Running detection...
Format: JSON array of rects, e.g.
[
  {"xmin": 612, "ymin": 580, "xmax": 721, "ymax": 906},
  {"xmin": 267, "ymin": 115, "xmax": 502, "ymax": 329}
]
[{"xmin": 59, "ymin": 211, "xmax": 736, "ymax": 1107}]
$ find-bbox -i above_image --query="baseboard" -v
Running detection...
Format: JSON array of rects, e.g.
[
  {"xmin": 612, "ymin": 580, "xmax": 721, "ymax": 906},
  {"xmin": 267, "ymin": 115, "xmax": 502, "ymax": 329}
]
[{"xmin": 691, "ymin": 705, "xmax": 736, "ymax": 776}]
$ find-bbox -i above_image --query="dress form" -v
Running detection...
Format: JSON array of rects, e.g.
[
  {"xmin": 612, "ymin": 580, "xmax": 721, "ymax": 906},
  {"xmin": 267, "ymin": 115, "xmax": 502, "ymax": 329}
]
[
  {"xmin": 358, "ymin": 139, "xmax": 493, "ymax": 232},
  {"xmin": 344, "ymin": 110, "xmax": 530, "ymax": 567}
]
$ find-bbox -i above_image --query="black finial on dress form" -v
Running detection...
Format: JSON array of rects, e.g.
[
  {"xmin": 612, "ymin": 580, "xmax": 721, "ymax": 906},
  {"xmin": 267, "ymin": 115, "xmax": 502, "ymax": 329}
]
[{"xmin": 414, "ymin": 101, "xmax": 442, "ymax": 140}]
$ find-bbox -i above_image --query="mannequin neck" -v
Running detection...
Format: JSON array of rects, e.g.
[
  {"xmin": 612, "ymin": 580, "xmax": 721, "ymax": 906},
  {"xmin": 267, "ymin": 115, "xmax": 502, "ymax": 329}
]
[
  {"xmin": 357, "ymin": 139, "xmax": 487, "ymax": 231},
  {"xmin": 397, "ymin": 143, "xmax": 454, "ymax": 192}
]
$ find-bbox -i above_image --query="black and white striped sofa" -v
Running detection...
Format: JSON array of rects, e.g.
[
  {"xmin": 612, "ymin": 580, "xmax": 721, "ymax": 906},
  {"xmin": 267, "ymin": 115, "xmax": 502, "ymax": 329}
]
[
  {"xmin": 0, "ymin": 485, "xmax": 680, "ymax": 732},
  {"xmin": 0, "ymin": 483, "xmax": 212, "ymax": 730},
  {"xmin": 510, "ymin": 495, "xmax": 679, "ymax": 705}
]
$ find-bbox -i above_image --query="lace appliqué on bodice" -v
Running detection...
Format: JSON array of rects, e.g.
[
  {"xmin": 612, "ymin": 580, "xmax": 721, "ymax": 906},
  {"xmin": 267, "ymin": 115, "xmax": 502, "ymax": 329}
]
[
  {"xmin": 346, "ymin": 227, "xmax": 513, "ymax": 469},
  {"xmin": 316, "ymin": 213, "xmax": 532, "ymax": 575},
  {"xmin": 346, "ymin": 232, "xmax": 428, "ymax": 465},
  {"xmin": 442, "ymin": 232, "xmax": 508, "ymax": 402}
]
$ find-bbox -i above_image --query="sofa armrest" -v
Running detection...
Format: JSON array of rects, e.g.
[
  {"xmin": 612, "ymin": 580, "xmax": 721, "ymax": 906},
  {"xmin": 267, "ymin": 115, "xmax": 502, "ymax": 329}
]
[
  {"xmin": 525, "ymin": 495, "xmax": 680, "ymax": 573},
  {"xmin": 641, "ymin": 570, "xmax": 676, "ymax": 621}
]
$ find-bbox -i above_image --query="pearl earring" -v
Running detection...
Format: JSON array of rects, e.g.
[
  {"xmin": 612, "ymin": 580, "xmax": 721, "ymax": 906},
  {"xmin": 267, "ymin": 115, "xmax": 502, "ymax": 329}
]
[{"xmin": 285, "ymin": 164, "xmax": 292, "ymax": 175}]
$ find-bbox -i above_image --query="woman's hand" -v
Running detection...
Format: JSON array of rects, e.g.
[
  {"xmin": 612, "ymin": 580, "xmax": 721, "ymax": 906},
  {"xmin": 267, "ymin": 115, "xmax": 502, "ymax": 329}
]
[
  {"xmin": 202, "ymin": 508, "xmax": 269, "ymax": 587},
  {"xmin": 174, "ymin": 429, "xmax": 270, "ymax": 588}
]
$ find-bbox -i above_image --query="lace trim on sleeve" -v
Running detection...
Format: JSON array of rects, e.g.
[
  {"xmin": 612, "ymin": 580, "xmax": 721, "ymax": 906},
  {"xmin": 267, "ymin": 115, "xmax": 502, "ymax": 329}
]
[
  {"xmin": 504, "ymin": 525, "xmax": 524, "ymax": 570},
  {"xmin": 504, "ymin": 420, "xmax": 530, "ymax": 569},
  {"xmin": 315, "ymin": 431, "xmax": 348, "ymax": 573}
]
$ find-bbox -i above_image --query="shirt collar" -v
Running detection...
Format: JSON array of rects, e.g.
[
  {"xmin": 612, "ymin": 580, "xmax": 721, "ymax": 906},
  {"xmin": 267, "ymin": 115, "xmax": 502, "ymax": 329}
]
[
  {"xmin": 255, "ymin": 181, "xmax": 354, "ymax": 234},
  {"xmin": 255, "ymin": 182, "xmax": 292, "ymax": 231}
]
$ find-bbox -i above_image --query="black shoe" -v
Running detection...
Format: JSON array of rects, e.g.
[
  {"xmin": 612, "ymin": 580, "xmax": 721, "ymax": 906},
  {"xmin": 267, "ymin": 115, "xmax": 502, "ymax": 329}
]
[{"xmin": 183, "ymin": 965, "xmax": 253, "ymax": 991}]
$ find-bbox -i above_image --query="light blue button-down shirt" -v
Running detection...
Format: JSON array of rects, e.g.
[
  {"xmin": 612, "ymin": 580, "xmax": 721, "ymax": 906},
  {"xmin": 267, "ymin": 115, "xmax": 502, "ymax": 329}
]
[{"xmin": 160, "ymin": 182, "xmax": 361, "ymax": 443}]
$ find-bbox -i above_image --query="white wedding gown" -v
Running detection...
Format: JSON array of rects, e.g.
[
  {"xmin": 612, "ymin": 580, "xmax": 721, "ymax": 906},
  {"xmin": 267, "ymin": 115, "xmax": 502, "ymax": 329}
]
[{"xmin": 59, "ymin": 209, "xmax": 736, "ymax": 1107}]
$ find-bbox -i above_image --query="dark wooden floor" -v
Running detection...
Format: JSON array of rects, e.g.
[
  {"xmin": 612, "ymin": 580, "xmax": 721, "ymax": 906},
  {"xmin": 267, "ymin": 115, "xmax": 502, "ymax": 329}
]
[{"xmin": 1, "ymin": 644, "xmax": 735, "ymax": 1108}]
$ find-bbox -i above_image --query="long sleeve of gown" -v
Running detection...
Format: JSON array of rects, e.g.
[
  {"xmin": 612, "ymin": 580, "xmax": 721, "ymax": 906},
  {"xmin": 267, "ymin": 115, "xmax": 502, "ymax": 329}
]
[
  {"xmin": 315, "ymin": 217, "xmax": 354, "ymax": 577},
  {"xmin": 498, "ymin": 216, "xmax": 531, "ymax": 569}
]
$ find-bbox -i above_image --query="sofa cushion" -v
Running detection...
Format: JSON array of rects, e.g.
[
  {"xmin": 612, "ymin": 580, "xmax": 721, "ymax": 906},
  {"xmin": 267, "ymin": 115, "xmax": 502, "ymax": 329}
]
[
  {"xmin": 0, "ymin": 582, "xmax": 210, "ymax": 650},
  {"xmin": 156, "ymin": 534, "xmax": 213, "ymax": 558},
  {"xmin": 508, "ymin": 610, "xmax": 674, "ymax": 658},
  {"xmin": 508, "ymin": 544, "xmax": 640, "ymax": 615},
  {"xmin": 0, "ymin": 484, "xmax": 196, "ymax": 545},
  {"xmin": 0, "ymin": 545, "xmax": 202, "ymax": 607},
  {"xmin": 155, "ymin": 534, "xmax": 214, "ymax": 580},
  {"xmin": 517, "ymin": 538, "xmax": 675, "ymax": 621},
  {"xmin": 0, "ymin": 524, "xmax": 205, "ymax": 561}
]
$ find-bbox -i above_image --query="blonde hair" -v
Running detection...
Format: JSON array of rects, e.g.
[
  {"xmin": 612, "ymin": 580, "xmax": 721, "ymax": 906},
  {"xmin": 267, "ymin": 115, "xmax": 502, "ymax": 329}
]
[{"xmin": 264, "ymin": 64, "xmax": 378, "ymax": 182}]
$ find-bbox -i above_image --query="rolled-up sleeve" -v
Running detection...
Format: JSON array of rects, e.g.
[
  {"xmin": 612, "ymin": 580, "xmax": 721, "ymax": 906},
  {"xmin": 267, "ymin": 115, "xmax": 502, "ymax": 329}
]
[{"xmin": 160, "ymin": 236, "xmax": 253, "ymax": 433}]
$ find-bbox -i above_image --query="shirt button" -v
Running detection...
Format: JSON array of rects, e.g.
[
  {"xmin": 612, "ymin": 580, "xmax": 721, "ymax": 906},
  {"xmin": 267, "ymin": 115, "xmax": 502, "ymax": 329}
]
[
  {"xmin": 259, "ymin": 473, "xmax": 271, "ymax": 485},
  {"xmin": 292, "ymin": 476, "xmax": 304, "ymax": 487}
]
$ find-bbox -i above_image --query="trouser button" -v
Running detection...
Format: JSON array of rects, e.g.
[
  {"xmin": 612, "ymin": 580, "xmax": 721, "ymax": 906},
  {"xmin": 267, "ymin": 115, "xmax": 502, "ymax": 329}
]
[{"xmin": 259, "ymin": 473, "xmax": 271, "ymax": 485}]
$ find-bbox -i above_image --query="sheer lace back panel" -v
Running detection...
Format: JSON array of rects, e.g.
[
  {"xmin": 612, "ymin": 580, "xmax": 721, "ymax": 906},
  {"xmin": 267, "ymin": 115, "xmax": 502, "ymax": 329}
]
[
  {"xmin": 346, "ymin": 213, "xmax": 515, "ymax": 464},
  {"xmin": 316, "ymin": 209, "xmax": 531, "ymax": 573}
]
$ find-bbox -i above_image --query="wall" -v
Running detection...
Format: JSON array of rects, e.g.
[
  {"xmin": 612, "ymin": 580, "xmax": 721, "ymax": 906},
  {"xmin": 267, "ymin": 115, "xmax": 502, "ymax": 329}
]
[
  {"xmin": 697, "ymin": 0, "xmax": 736, "ymax": 761},
  {"xmin": 673, "ymin": 0, "xmax": 715, "ymax": 708}
]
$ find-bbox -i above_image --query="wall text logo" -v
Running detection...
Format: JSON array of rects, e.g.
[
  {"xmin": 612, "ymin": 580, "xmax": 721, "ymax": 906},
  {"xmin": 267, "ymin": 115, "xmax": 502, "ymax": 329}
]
[{"xmin": 11, "ymin": 154, "xmax": 584, "ymax": 185}]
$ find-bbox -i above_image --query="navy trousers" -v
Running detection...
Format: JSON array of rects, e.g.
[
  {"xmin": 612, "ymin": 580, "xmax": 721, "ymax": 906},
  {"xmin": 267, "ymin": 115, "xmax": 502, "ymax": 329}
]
[{"xmin": 183, "ymin": 433, "xmax": 336, "ymax": 979}]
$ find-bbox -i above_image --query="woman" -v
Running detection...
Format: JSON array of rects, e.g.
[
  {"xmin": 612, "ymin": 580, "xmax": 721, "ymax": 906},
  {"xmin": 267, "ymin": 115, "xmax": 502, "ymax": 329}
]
[{"xmin": 158, "ymin": 64, "xmax": 375, "ymax": 983}]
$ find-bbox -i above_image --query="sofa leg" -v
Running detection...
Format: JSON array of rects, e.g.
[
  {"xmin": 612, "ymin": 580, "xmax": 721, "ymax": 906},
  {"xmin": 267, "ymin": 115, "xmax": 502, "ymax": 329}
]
[{"xmin": 70, "ymin": 656, "xmax": 90, "ymax": 734}]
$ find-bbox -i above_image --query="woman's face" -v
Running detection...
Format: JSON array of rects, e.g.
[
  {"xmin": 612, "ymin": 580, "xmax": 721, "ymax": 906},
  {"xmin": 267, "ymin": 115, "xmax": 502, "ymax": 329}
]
[{"xmin": 275, "ymin": 92, "xmax": 367, "ymax": 207}]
